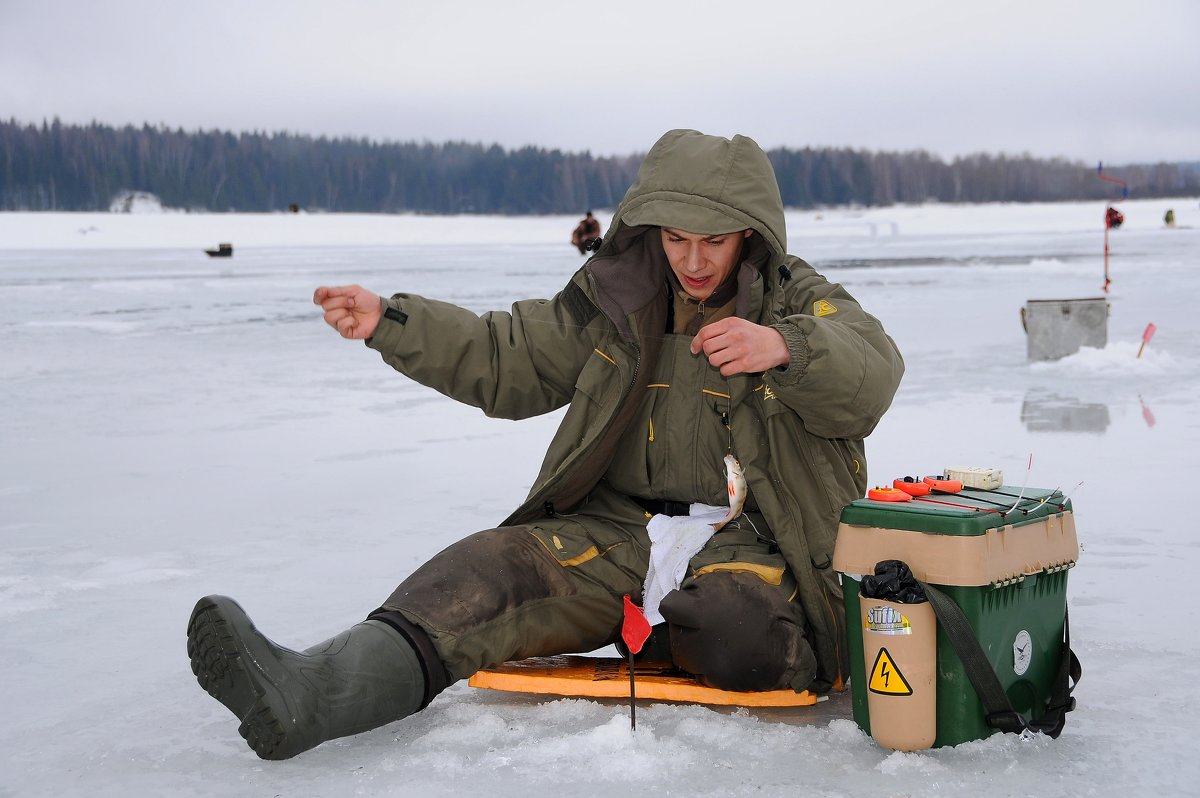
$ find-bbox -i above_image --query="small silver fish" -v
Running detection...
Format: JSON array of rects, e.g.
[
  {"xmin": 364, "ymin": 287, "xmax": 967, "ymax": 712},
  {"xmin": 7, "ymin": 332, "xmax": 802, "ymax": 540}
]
[{"xmin": 712, "ymin": 454, "xmax": 748, "ymax": 531}]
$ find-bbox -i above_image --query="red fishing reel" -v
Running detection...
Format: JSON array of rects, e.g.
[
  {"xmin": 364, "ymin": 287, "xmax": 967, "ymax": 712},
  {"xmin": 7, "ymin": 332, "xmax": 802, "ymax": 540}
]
[
  {"xmin": 867, "ymin": 486, "xmax": 912, "ymax": 502},
  {"xmin": 922, "ymin": 475, "xmax": 963, "ymax": 492},
  {"xmin": 893, "ymin": 476, "xmax": 931, "ymax": 496}
]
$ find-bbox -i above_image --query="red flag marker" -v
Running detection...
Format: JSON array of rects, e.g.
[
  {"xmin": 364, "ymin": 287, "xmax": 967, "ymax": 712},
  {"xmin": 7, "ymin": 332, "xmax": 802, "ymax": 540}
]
[
  {"xmin": 622, "ymin": 595, "xmax": 652, "ymax": 654},
  {"xmin": 1137, "ymin": 322, "xmax": 1157, "ymax": 359},
  {"xmin": 621, "ymin": 595, "xmax": 652, "ymax": 729}
]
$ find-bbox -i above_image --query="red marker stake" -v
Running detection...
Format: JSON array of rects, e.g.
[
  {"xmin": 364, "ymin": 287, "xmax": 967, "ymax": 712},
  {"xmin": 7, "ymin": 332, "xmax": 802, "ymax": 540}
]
[
  {"xmin": 1137, "ymin": 322, "xmax": 1157, "ymax": 359},
  {"xmin": 621, "ymin": 595, "xmax": 651, "ymax": 731},
  {"xmin": 628, "ymin": 651, "xmax": 636, "ymax": 730}
]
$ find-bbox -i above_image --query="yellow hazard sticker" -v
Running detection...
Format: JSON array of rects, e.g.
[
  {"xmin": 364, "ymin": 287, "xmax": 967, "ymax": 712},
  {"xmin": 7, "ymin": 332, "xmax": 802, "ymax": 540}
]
[
  {"xmin": 865, "ymin": 605, "xmax": 912, "ymax": 635},
  {"xmin": 868, "ymin": 648, "xmax": 913, "ymax": 696},
  {"xmin": 813, "ymin": 300, "xmax": 838, "ymax": 317}
]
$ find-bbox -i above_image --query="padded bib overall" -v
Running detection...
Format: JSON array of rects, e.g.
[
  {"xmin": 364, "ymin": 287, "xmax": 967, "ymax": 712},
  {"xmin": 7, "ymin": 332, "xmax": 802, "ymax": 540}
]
[{"xmin": 377, "ymin": 333, "xmax": 818, "ymax": 693}]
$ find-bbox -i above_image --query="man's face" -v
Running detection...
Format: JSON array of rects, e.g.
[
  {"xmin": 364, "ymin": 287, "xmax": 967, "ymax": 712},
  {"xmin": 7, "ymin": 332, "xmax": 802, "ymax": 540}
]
[{"xmin": 660, "ymin": 227, "xmax": 752, "ymax": 302}]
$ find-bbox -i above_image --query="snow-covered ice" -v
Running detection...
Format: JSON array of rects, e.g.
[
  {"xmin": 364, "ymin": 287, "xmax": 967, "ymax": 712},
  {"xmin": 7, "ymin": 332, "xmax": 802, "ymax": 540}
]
[{"xmin": 2, "ymin": 197, "xmax": 1198, "ymax": 796}]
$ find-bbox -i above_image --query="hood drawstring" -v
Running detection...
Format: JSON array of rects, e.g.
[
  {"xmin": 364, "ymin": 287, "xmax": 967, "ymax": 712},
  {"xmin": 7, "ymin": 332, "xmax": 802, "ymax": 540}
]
[{"xmin": 777, "ymin": 264, "xmax": 792, "ymax": 286}]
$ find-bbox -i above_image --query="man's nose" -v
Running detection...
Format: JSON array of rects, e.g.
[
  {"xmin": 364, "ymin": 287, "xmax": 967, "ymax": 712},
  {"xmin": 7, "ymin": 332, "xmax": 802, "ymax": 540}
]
[{"xmin": 685, "ymin": 243, "xmax": 703, "ymax": 272}]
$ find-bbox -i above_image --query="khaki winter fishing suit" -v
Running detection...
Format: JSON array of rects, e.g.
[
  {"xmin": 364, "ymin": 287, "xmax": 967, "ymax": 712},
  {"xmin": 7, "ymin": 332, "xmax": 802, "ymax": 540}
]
[{"xmin": 187, "ymin": 129, "xmax": 903, "ymax": 760}]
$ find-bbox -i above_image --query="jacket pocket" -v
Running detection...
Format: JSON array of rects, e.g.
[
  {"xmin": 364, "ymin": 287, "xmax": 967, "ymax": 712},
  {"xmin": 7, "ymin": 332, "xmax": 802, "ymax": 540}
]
[
  {"xmin": 535, "ymin": 348, "xmax": 627, "ymax": 479},
  {"xmin": 686, "ymin": 530, "xmax": 789, "ymax": 587},
  {"xmin": 527, "ymin": 515, "xmax": 629, "ymax": 569},
  {"xmin": 809, "ymin": 437, "xmax": 864, "ymax": 513},
  {"xmin": 763, "ymin": 410, "xmax": 848, "ymax": 567},
  {"xmin": 528, "ymin": 526, "xmax": 601, "ymax": 567},
  {"xmin": 574, "ymin": 347, "xmax": 623, "ymax": 404}
]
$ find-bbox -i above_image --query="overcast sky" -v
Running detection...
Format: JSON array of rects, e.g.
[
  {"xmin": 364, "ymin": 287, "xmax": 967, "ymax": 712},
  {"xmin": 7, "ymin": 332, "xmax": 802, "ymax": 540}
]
[{"xmin": 2, "ymin": 0, "xmax": 1197, "ymax": 164}]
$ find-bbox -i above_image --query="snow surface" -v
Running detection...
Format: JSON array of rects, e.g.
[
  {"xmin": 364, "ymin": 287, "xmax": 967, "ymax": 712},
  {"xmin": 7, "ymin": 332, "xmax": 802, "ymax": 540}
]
[{"xmin": 2, "ymin": 197, "xmax": 1199, "ymax": 796}]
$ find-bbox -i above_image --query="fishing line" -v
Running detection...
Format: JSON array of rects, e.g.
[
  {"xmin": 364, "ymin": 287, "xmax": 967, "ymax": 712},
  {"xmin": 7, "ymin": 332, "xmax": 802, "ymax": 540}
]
[
  {"xmin": 1018, "ymin": 482, "xmax": 1078, "ymax": 514},
  {"xmin": 734, "ymin": 513, "xmax": 777, "ymax": 548},
  {"xmin": 1021, "ymin": 488, "xmax": 1067, "ymax": 514},
  {"xmin": 929, "ymin": 490, "xmax": 1012, "ymax": 509},
  {"xmin": 913, "ymin": 496, "xmax": 1005, "ymax": 515},
  {"xmin": 1003, "ymin": 454, "xmax": 1035, "ymax": 517}
]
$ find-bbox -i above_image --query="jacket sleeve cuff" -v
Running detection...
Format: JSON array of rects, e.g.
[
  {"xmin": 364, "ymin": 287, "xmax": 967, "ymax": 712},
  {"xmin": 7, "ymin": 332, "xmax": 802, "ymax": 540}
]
[
  {"xmin": 770, "ymin": 322, "xmax": 810, "ymax": 386},
  {"xmin": 364, "ymin": 295, "xmax": 408, "ymax": 353}
]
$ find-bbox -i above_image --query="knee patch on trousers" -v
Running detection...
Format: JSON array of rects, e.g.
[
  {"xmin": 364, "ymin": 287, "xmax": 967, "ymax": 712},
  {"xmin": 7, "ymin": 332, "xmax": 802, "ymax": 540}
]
[
  {"xmin": 659, "ymin": 571, "xmax": 817, "ymax": 692},
  {"xmin": 380, "ymin": 527, "xmax": 578, "ymax": 636},
  {"xmin": 378, "ymin": 526, "xmax": 643, "ymax": 683}
]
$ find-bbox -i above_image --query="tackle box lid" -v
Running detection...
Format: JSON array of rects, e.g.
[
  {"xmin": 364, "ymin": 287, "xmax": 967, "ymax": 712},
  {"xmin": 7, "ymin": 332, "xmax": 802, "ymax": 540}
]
[{"xmin": 839, "ymin": 486, "xmax": 1071, "ymax": 536}]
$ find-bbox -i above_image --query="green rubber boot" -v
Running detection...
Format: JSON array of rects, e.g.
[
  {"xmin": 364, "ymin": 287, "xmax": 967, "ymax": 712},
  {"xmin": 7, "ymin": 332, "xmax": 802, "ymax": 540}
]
[{"xmin": 187, "ymin": 595, "xmax": 426, "ymax": 760}]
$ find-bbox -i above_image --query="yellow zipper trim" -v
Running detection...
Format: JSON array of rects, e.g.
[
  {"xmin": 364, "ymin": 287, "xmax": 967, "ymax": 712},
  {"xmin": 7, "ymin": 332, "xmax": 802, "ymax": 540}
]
[
  {"xmin": 530, "ymin": 533, "xmax": 623, "ymax": 568},
  {"xmin": 559, "ymin": 545, "xmax": 600, "ymax": 567},
  {"xmin": 693, "ymin": 562, "xmax": 784, "ymax": 585},
  {"xmin": 648, "ymin": 416, "xmax": 655, "ymax": 442},
  {"xmin": 701, "ymin": 389, "xmax": 731, "ymax": 399},
  {"xmin": 593, "ymin": 348, "xmax": 617, "ymax": 366},
  {"xmin": 647, "ymin": 383, "xmax": 670, "ymax": 388}
]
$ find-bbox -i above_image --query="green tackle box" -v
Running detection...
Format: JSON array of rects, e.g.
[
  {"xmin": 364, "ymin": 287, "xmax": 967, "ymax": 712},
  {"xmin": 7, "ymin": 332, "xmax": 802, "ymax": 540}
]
[{"xmin": 831, "ymin": 486, "xmax": 1079, "ymax": 747}]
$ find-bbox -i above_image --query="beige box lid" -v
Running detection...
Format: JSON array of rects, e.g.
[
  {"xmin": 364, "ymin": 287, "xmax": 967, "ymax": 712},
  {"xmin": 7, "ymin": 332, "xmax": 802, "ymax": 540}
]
[{"xmin": 832, "ymin": 511, "xmax": 1079, "ymax": 587}]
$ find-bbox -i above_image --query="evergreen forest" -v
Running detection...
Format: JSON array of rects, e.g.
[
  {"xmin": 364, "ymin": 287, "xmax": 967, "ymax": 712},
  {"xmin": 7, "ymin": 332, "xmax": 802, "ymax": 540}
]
[{"xmin": 2, "ymin": 118, "xmax": 1197, "ymax": 213}]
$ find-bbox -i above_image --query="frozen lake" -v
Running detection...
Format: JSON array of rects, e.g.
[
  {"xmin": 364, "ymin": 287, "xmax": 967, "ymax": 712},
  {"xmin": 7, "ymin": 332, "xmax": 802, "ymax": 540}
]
[{"xmin": 2, "ymin": 198, "xmax": 1199, "ymax": 796}]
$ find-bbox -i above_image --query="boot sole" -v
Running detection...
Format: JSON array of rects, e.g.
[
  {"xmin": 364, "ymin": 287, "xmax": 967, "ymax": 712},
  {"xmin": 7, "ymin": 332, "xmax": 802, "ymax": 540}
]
[{"xmin": 186, "ymin": 596, "xmax": 302, "ymax": 760}]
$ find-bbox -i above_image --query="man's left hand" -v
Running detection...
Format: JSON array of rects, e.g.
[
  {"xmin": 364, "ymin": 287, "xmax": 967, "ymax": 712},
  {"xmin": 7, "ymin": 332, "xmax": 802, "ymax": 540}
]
[{"xmin": 691, "ymin": 317, "xmax": 790, "ymax": 376}]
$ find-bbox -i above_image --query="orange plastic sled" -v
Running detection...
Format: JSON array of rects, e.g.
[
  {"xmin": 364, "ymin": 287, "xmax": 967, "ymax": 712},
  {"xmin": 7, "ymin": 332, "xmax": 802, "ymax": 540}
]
[{"xmin": 468, "ymin": 655, "xmax": 819, "ymax": 707}]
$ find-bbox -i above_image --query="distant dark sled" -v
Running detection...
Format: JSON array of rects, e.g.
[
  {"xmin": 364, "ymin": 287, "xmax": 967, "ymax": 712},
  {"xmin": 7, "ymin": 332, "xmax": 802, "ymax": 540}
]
[{"xmin": 205, "ymin": 243, "xmax": 233, "ymax": 257}]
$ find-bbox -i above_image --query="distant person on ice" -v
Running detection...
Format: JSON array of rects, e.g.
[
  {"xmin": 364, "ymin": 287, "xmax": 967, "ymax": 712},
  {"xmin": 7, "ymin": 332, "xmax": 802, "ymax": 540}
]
[
  {"xmin": 187, "ymin": 129, "xmax": 905, "ymax": 760},
  {"xmin": 571, "ymin": 210, "xmax": 603, "ymax": 253}
]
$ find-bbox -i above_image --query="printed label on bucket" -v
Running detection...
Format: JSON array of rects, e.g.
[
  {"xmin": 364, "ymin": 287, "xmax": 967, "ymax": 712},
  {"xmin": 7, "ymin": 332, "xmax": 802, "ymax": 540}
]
[
  {"xmin": 865, "ymin": 604, "xmax": 913, "ymax": 635},
  {"xmin": 868, "ymin": 648, "xmax": 914, "ymax": 696}
]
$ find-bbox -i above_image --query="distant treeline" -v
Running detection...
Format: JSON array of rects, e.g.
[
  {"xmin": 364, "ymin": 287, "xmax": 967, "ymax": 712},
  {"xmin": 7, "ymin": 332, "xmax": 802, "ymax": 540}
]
[{"xmin": 2, "ymin": 118, "xmax": 1197, "ymax": 213}]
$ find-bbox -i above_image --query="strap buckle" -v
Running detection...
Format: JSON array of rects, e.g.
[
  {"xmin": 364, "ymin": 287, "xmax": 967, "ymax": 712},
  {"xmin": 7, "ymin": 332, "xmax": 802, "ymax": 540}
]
[{"xmin": 985, "ymin": 709, "xmax": 1028, "ymax": 735}]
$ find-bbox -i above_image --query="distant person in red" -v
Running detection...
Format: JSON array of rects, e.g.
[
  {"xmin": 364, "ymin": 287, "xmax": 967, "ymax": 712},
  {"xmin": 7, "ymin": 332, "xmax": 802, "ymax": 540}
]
[{"xmin": 571, "ymin": 211, "xmax": 603, "ymax": 254}]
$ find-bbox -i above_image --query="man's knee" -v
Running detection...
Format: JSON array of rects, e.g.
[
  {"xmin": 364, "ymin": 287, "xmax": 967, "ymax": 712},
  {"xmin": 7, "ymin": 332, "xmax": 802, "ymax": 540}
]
[
  {"xmin": 660, "ymin": 571, "xmax": 817, "ymax": 692},
  {"xmin": 376, "ymin": 525, "xmax": 625, "ymax": 681},
  {"xmin": 380, "ymin": 526, "xmax": 576, "ymax": 635}
]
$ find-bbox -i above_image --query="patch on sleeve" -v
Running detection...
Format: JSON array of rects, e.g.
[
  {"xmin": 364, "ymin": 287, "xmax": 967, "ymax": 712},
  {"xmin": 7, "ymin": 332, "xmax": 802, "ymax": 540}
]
[
  {"xmin": 813, "ymin": 300, "xmax": 838, "ymax": 317},
  {"xmin": 562, "ymin": 281, "xmax": 599, "ymax": 327}
]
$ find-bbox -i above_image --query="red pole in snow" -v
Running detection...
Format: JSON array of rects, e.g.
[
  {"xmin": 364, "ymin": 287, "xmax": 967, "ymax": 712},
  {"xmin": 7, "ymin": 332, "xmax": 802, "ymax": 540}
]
[
  {"xmin": 621, "ymin": 596, "xmax": 651, "ymax": 731},
  {"xmin": 1137, "ymin": 322, "xmax": 1157, "ymax": 359},
  {"xmin": 1097, "ymin": 163, "xmax": 1128, "ymax": 293}
]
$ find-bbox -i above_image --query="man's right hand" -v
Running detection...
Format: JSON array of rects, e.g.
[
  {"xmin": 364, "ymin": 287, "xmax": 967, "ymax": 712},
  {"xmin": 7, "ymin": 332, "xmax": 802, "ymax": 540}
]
[{"xmin": 313, "ymin": 284, "xmax": 384, "ymax": 340}]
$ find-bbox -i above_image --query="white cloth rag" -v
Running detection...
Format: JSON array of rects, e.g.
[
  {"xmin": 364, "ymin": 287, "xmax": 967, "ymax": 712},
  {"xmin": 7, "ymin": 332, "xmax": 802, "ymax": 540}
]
[{"xmin": 641, "ymin": 503, "xmax": 726, "ymax": 625}]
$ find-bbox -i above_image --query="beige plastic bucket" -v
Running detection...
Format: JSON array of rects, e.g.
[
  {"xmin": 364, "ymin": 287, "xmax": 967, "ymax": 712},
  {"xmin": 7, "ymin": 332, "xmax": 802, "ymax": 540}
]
[{"xmin": 861, "ymin": 595, "xmax": 937, "ymax": 751}]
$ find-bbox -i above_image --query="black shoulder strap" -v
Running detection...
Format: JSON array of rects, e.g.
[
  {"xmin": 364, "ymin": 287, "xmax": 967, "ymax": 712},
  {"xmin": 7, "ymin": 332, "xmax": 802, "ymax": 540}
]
[{"xmin": 919, "ymin": 581, "xmax": 1081, "ymax": 739}]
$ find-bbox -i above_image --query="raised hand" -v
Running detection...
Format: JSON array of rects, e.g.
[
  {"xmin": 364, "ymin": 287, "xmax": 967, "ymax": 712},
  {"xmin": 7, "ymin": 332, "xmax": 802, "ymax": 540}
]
[
  {"xmin": 690, "ymin": 317, "xmax": 789, "ymax": 376},
  {"xmin": 313, "ymin": 284, "xmax": 384, "ymax": 340}
]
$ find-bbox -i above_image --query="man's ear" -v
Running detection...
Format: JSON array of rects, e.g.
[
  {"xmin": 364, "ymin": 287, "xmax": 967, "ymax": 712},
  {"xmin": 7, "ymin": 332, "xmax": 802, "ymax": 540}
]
[{"xmin": 743, "ymin": 229, "xmax": 754, "ymax": 239}]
